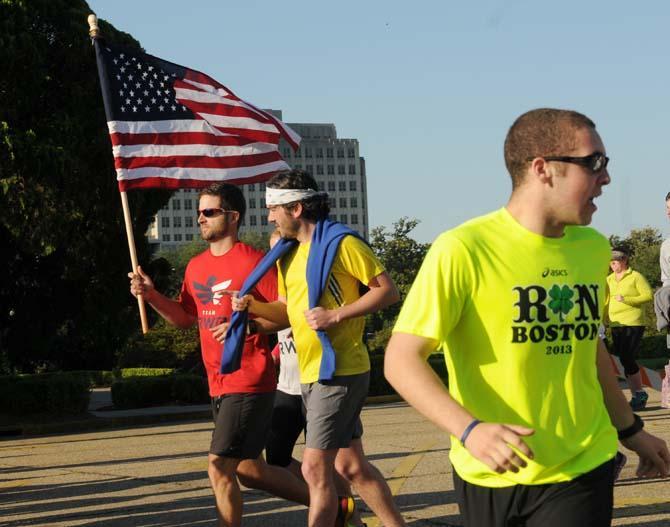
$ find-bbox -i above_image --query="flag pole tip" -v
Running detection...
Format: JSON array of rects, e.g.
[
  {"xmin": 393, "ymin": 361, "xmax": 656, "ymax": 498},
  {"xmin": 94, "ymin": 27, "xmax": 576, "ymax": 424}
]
[{"xmin": 87, "ymin": 14, "xmax": 99, "ymax": 38}]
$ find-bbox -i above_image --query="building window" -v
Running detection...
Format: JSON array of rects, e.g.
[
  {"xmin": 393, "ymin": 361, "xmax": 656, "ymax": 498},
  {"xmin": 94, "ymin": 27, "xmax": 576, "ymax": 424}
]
[
  {"xmin": 337, "ymin": 148, "xmax": 344, "ymax": 158},
  {"xmin": 316, "ymin": 148, "xmax": 323, "ymax": 158},
  {"xmin": 317, "ymin": 165, "xmax": 324, "ymax": 175},
  {"xmin": 186, "ymin": 233, "xmax": 193, "ymax": 241},
  {"xmin": 329, "ymin": 198, "xmax": 336, "ymax": 208},
  {"xmin": 350, "ymin": 197, "xmax": 358, "ymax": 208},
  {"xmin": 162, "ymin": 234, "xmax": 171, "ymax": 241},
  {"xmin": 328, "ymin": 181, "xmax": 336, "ymax": 192},
  {"xmin": 305, "ymin": 147, "xmax": 313, "ymax": 158},
  {"xmin": 351, "ymin": 214, "xmax": 358, "ymax": 225},
  {"xmin": 261, "ymin": 215, "xmax": 268, "ymax": 226},
  {"xmin": 261, "ymin": 198, "xmax": 266, "ymax": 208},
  {"xmin": 338, "ymin": 181, "xmax": 346, "ymax": 192},
  {"xmin": 348, "ymin": 164, "xmax": 356, "ymax": 175},
  {"xmin": 340, "ymin": 214, "xmax": 347, "ymax": 223},
  {"xmin": 349, "ymin": 180, "xmax": 357, "ymax": 191},
  {"xmin": 326, "ymin": 148, "xmax": 333, "ymax": 158},
  {"xmin": 259, "ymin": 182, "xmax": 266, "ymax": 191},
  {"xmin": 185, "ymin": 217, "xmax": 193, "ymax": 228},
  {"xmin": 249, "ymin": 198, "xmax": 256, "ymax": 209},
  {"xmin": 172, "ymin": 199, "xmax": 181, "ymax": 210},
  {"xmin": 161, "ymin": 217, "xmax": 170, "ymax": 228},
  {"xmin": 327, "ymin": 165, "xmax": 335, "ymax": 175},
  {"xmin": 294, "ymin": 148, "xmax": 301, "ymax": 158},
  {"xmin": 184, "ymin": 199, "xmax": 192, "ymax": 210},
  {"xmin": 282, "ymin": 148, "xmax": 291, "ymax": 158},
  {"xmin": 249, "ymin": 215, "xmax": 257, "ymax": 226},
  {"xmin": 295, "ymin": 164, "xmax": 302, "ymax": 170},
  {"xmin": 338, "ymin": 165, "xmax": 345, "ymax": 175},
  {"xmin": 339, "ymin": 197, "xmax": 347, "ymax": 208},
  {"xmin": 347, "ymin": 147, "xmax": 355, "ymax": 158},
  {"xmin": 174, "ymin": 233, "xmax": 182, "ymax": 241},
  {"xmin": 248, "ymin": 183, "xmax": 255, "ymax": 191},
  {"xmin": 329, "ymin": 214, "xmax": 337, "ymax": 221},
  {"xmin": 317, "ymin": 180, "xmax": 325, "ymax": 191},
  {"xmin": 174, "ymin": 217, "xmax": 182, "ymax": 228},
  {"xmin": 307, "ymin": 165, "xmax": 314, "ymax": 175}
]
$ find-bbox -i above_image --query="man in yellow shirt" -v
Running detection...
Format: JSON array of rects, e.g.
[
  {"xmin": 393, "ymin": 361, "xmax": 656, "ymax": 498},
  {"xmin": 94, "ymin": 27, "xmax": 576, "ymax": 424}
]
[
  {"xmin": 234, "ymin": 169, "xmax": 406, "ymax": 527},
  {"xmin": 385, "ymin": 108, "xmax": 670, "ymax": 527},
  {"xmin": 606, "ymin": 248, "xmax": 653, "ymax": 410}
]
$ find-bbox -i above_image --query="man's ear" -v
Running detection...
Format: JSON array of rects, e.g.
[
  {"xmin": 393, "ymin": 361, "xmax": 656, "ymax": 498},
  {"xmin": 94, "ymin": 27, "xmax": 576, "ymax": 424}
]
[
  {"xmin": 291, "ymin": 202, "xmax": 304, "ymax": 219},
  {"xmin": 529, "ymin": 157, "xmax": 554, "ymax": 185}
]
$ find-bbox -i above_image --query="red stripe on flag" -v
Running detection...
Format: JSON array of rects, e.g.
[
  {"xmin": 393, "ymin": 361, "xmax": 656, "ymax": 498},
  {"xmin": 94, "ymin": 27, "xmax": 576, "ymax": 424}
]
[
  {"xmin": 118, "ymin": 171, "xmax": 277, "ymax": 191},
  {"xmin": 114, "ymin": 151, "xmax": 282, "ymax": 170},
  {"xmin": 110, "ymin": 132, "xmax": 257, "ymax": 147},
  {"xmin": 177, "ymin": 98, "xmax": 274, "ymax": 123},
  {"xmin": 181, "ymin": 70, "xmax": 241, "ymax": 101}
]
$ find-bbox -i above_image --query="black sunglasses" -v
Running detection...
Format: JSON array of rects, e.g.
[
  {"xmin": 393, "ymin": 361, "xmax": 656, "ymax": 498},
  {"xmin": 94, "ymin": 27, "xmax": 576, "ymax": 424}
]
[
  {"xmin": 197, "ymin": 208, "xmax": 237, "ymax": 218},
  {"xmin": 529, "ymin": 152, "xmax": 609, "ymax": 173}
]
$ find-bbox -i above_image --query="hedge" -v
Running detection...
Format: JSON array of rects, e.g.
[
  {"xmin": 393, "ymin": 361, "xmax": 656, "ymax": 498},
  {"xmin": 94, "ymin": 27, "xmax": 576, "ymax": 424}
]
[
  {"xmin": 0, "ymin": 373, "xmax": 90, "ymax": 415},
  {"xmin": 114, "ymin": 368, "xmax": 175, "ymax": 379},
  {"xmin": 369, "ymin": 353, "xmax": 448, "ymax": 397},
  {"xmin": 111, "ymin": 374, "xmax": 208, "ymax": 409}
]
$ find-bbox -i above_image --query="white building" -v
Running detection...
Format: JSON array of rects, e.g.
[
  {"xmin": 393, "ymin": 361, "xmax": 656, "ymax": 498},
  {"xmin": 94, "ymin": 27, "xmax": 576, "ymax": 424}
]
[{"xmin": 148, "ymin": 111, "xmax": 369, "ymax": 248}]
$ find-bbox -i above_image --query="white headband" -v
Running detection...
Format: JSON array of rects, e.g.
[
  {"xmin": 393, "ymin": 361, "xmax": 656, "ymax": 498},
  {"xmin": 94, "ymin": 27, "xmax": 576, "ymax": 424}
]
[{"xmin": 265, "ymin": 187, "xmax": 328, "ymax": 206}]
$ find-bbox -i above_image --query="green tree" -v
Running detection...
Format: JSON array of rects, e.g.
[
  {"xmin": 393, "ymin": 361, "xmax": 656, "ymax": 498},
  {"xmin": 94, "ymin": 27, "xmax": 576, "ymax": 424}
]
[
  {"xmin": 366, "ymin": 218, "xmax": 430, "ymax": 353},
  {"xmin": 0, "ymin": 0, "xmax": 170, "ymax": 372}
]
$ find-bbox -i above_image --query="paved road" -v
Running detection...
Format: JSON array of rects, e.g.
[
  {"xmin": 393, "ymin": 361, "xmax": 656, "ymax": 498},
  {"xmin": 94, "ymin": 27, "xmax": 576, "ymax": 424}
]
[{"xmin": 1, "ymin": 393, "xmax": 669, "ymax": 526}]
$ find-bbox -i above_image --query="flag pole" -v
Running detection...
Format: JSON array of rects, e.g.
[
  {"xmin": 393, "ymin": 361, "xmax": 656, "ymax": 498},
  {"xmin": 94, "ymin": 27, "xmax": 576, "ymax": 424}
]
[{"xmin": 88, "ymin": 14, "xmax": 149, "ymax": 334}]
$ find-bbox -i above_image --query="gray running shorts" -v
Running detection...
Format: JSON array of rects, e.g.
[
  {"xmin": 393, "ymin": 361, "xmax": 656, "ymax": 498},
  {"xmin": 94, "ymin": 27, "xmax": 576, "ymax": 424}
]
[{"xmin": 301, "ymin": 372, "xmax": 369, "ymax": 450}]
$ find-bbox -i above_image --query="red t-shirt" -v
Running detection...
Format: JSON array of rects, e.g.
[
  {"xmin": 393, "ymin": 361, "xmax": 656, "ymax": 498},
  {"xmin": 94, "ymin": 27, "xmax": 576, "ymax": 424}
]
[{"xmin": 179, "ymin": 242, "xmax": 277, "ymax": 396}]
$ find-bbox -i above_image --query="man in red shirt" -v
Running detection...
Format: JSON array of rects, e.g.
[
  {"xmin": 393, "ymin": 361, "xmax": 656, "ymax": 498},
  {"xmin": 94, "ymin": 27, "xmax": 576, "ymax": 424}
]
[{"xmin": 129, "ymin": 183, "xmax": 308, "ymax": 527}]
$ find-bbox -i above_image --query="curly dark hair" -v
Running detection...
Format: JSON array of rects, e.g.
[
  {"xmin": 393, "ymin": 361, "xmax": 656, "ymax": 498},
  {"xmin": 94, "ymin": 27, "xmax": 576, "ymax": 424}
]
[
  {"xmin": 504, "ymin": 108, "xmax": 597, "ymax": 189},
  {"xmin": 266, "ymin": 169, "xmax": 330, "ymax": 221}
]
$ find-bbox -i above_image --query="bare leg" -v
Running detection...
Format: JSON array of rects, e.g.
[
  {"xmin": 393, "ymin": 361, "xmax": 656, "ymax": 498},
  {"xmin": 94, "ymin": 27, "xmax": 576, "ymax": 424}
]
[
  {"xmin": 302, "ymin": 447, "xmax": 339, "ymax": 527},
  {"xmin": 237, "ymin": 456, "xmax": 309, "ymax": 505},
  {"xmin": 335, "ymin": 439, "xmax": 406, "ymax": 527},
  {"xmin": 208, "ymin": 454, "xmax": 242, "ymax": 527},
  {"xmin": 627, "ymin": 371, "xmax": 644, "ymax": 393}
]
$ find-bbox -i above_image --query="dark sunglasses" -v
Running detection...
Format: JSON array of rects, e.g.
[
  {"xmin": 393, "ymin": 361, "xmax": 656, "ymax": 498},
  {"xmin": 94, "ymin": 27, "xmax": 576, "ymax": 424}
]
[
  {"xmin": 530, "ymin": 152, "xmax": 609, "ymax": 173},
  {"xmin": 197, "ymin": 208, "xmax": 237, "ymax": 218}
]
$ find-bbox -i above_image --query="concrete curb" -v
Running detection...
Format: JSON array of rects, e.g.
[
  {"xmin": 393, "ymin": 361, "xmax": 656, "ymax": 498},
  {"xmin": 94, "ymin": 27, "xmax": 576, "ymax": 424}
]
[{"xmin": 1, "ymin": 394, "xmax": 403, "ymax": 438}]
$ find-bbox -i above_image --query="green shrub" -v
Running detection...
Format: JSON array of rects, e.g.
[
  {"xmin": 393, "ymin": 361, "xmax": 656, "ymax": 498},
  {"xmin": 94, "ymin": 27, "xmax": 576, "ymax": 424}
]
[
  {"xmin": 368, "ymin": 353, "xmax": 449, "ymax": 397},
  {"xmin": 172, "ymin": 374, "xmax": 209, "ymax": 404},
  {"xmin": 114, "ymin": 368, "xmax": 175, "ymax": 379},
  {"xmin": 638, "ymin": 335, "xmax": 670, "ymax": 359},
  {"xmin": 111, "ymin": 374, "xmax": 208, "ymax": 409},
  {"xmin": 0, "ymin": 373, "xmax": 90, "ymax": 415}
]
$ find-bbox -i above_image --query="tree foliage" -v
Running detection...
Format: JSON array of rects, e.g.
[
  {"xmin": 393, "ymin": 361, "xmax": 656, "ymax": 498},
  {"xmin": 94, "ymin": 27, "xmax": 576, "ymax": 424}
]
[
  {"xmin": 609, "ymin": 227, "xmax": 663, "ymax": 289},
  {"xmin": 0, "ymin": 0, "xmax": 170, "ymax": 373},
  {"xmin": 366, "ymin": 218, "xmax": 430, "ymax": 352}
]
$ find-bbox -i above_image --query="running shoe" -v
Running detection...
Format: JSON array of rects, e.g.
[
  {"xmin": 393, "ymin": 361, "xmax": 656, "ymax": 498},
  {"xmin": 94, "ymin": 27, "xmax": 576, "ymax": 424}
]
[
  {"xmin": 335, "ymin": 496, "xmax": 355, "ymax": 527},
  {"xmin": 629, "ymin": 390, "xmax": 648, "ymax": 411},
  {"xmin": 613, "ymin": 451, "xmax": 627, "ymax": 481}
]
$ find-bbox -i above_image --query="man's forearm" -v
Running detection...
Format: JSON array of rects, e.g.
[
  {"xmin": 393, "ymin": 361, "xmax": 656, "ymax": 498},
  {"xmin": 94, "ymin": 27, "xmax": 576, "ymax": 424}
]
[
  {"xmin": 143, "ymin": 290, "xmax": 196, "ymax": 329},
  {"xmin": 334, "ymin": 272, "xmax": 400, "ymax": 323},
  {"xmin": 385, "ymin": 332, "xmax": 474, "ymax": 439},
  {"xmin": 248, "ymin": 299, "xmax": 290, "ymax": 327}
]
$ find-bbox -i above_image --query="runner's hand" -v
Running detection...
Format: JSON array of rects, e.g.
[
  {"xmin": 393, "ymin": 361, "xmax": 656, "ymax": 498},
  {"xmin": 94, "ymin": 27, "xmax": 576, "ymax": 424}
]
[
  {"xmin": 128, "ymin": 265, "xmax": 155, "ymax": 299},
  {"xmin": 621, "ymin": 430, "xmax": 670, "ymax": 478},
  {"xmin": 231, "ymin": 293, "xmax": 253, "ymax": 312},
  {"xmin": 211, "ymin": 322, "xmax": 230, "ymax": 343},
  {"xmin": 304, "ymin": 307, "xmax": 339, "ymax": 330},
  {"xmin": 463, "ymin": 422, "xmax": 535, "ymax": 474}
]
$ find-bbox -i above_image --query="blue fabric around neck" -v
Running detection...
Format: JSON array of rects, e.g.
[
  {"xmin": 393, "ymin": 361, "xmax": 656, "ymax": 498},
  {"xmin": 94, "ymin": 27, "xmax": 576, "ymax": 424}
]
[
  {"xmin": 220, "ymin": 219, "xmax": 363, "ymax": 381},
  {"xmin": 306, "ymin": 219, "xmax": 363, "ymax": 381},
  {"xmin": 220, "ymin": 237, "xmax": 297, "ymax": 373}
]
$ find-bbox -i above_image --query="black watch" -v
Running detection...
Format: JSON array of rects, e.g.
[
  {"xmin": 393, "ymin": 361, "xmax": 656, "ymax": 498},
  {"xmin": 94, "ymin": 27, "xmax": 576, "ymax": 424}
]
[
  {"xmin": 617, "ymin": 413, "xmax": 644, "ymax": 440},
  {"xmin": 246, "ymin": 319, "xmax": 258, "ymax": 336}
]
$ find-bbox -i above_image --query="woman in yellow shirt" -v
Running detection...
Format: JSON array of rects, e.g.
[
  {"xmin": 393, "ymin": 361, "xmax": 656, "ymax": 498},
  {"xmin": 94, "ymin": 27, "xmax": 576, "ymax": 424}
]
[{"xmin": 606, "ymin": 248, "xmax": 654, "ymax": 410}]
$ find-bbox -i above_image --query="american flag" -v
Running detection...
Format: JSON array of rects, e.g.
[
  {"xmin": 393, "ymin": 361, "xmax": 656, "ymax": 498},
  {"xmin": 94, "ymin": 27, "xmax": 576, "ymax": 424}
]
[{"xmin": 93, "ymin": 40, "xmax": 300, "ymax": 190}]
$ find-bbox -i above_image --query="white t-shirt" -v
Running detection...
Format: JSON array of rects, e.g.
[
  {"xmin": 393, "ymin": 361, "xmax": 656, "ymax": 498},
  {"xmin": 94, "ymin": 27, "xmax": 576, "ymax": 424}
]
[
  {"xmin": 276, "ymin": 328, "xmax": 301, "ymax": 396},
  {"xmin": 661, "ymin": 238, "xmax": 670, "ymax": 287}
]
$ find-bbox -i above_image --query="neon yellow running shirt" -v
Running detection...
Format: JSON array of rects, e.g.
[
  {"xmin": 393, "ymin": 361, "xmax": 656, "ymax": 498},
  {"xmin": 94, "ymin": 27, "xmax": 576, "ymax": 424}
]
[{"xmin": 394, "ymin": 208, "xmax": 617, "ymax": 487}]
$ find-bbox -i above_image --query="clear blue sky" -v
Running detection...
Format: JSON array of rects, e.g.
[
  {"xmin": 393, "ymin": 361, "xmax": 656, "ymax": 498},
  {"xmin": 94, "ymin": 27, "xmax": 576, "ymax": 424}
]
[{"xmin": 88, "ymin": 0, "xmax": 670, "ymax": 243}]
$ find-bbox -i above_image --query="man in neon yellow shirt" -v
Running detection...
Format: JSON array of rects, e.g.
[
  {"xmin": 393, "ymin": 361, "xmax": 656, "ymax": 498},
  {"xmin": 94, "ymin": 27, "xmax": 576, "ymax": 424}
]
[
  {"xmin": 606, "ymin": 248, "xmax": 653, "ymax": 410},
  {"xmin": 385, "ymin": 108, "xmax": 670, "ymax": 527}
]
